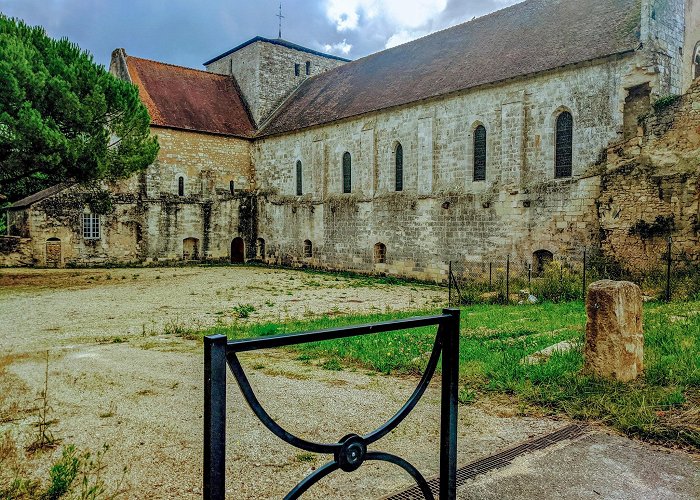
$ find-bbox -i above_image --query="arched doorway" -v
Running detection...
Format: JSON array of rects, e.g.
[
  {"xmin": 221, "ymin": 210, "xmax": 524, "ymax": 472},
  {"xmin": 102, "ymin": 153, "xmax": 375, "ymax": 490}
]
[
  {"xmin": 231, "ymin": 237, "xmax": 245, "ymax": 263},
  {"xmin": 533, "ymin": 249, "xmax": 554, "ymax": 276},
  {"xmin": 46, "ymin": 238, "xmax": 61, "ymax": 268},
  {"xmin": 183, "ymin": 238, "xmax": 200, "ymax": 261}
]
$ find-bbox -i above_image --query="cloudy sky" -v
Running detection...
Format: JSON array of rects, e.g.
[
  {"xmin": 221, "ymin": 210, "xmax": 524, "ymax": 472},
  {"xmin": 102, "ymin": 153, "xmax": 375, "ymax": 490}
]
[{"xmin": 0, "ymin": 0, "xmax": 522, "ymax": 68}]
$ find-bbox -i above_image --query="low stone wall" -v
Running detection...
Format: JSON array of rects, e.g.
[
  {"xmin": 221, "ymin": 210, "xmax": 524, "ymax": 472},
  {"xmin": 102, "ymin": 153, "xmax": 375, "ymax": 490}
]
[{"xmin": 0, "ymin": 236, "xmax": 34, "ymax": 267}]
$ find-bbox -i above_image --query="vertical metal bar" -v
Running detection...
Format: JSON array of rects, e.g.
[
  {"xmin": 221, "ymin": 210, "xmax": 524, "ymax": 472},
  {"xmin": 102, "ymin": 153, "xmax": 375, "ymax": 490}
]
[
  {"xmin": 204, "ymin": 335, "xmax": 228, "ymax": 500},
  {"xmin": 440, "ymin": 308, "xmax": 460, "ymax": 500},
  {"xmin": 489, "ymin": 262, "xmax": 492, "ymax": 289},
  {"xmin": 666, "ymin": 237, "xmax": 672, "ymax": 302},
  {"xmin": 506, "ymin": 256, "xmax": 510, "ymax": 305},
  {"xmin": 528, "ymin": 263, "xmax": 532, "ymax": 289},
  {"xmin": 448, "ymin": 261, "xmax": 452, "ymax": 306},
  {"xmin": 582, "ymin": 248, "xmax": 587, "ymax": 300}
]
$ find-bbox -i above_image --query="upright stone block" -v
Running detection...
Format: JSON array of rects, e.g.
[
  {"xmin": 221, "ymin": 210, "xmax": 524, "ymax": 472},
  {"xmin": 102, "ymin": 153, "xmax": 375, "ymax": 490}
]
[{"xmin": 584, "ymin": 280, "xmax": 644, "ymax": 382}]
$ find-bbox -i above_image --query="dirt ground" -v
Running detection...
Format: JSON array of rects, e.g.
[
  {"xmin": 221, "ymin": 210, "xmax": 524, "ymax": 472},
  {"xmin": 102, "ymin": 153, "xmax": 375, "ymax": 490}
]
[{"xmin": 0, "ymin": 266, "xmax": 696, "ymax": 499}]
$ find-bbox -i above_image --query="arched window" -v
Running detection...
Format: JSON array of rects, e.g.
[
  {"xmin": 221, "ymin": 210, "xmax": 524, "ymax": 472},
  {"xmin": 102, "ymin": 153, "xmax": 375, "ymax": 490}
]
[
  {"xmin": 296, "ymin": 160, "xmax": 303, "ymax": 196},
  {"xmin": 303, "ymin": 239, "xmax": 313, "ymax": 258},
  {"xmin": 694, "ymin": 44, "xmax": 700, "ymax": 80},
  {"xmin": 230, "ymin": 180, "xmax": 235, "ymax": 195},
  {"xmin": 178, "ymin": 176, "xmax": 185, "ymax": 196},
  {"xmin": 374, "ymin": 242, "xmax": 386, "ymax": 264},
  {"xmin": 395, "ymin": 143, "xmax": 403, "ymax": 192},
  {"xmin": 473, "ymin": 125, "xmax": 487, "ymax": 181},
  {"xmin": 555, "ymin": 111, "xmax": 573, "ymax": 178},
  {"xmin": 342, "ymin": 152, "xmax": 352, "ymax": 193}
]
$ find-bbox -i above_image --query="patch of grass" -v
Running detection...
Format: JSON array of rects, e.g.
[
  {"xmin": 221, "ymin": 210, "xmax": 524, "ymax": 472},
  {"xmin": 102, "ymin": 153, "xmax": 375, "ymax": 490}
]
[
  {"xmin": 203, "ymin": 300, "xmax": 699, "ymax": 449},
  {"xmin": 295, "ymin": 452, "xmax": 316, "ymax": 463}
]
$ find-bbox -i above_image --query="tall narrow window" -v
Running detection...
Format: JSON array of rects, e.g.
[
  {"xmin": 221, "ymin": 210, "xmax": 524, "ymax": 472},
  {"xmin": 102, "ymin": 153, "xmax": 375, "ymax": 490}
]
[
  {"xmin": 305, "ymin": 61, "xmax": 311, "ymax": 75},
  {"xmin": 230, "ymin": 180, "xmax": 235, "ymax": 195},
  {"xmin": 473, "ymin": 125, "xmax": 487, "ymax": 181},
  {"xmin": 342, "ymin": 152, "xmax": 352, "ymax": 193},
  {"xmin": 296, "ymin": 160, "xmax": 303, "ymax": 196},
  {"xmin": 82, "ymin": 213, "xmax": 100, "ymax": 240},
  {"xmin": 178, "ymin": 176, "xmax": 184, "ymax": 196},
  {"xmin": 374, "ymin": 242, "xmax": 386, "ymax": 264},
  {"xmin": 555, "ymin": 111, "xmax": 573, "ymax": 178},
  {"xmin": 395, "ymin": 143, "xmax": 404, "ymax": 192},
  {"xmin": 294, "ymin": 63, "xmax": 300, "ymax": 76}
]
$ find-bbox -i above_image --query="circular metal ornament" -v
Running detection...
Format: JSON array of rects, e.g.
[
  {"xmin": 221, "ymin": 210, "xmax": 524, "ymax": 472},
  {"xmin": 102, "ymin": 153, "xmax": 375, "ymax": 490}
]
[{"xmin": 335, "ymin": 434, "xmax": 367, "ymax": 472}]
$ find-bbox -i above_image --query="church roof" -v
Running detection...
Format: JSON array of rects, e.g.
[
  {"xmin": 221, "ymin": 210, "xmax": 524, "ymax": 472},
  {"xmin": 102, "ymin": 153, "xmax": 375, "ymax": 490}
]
[
  {"xmin": 126, "ymin": 56, "xmax": 256, "ymax": 138},
  {"xmin": 261, "ymin": 0, "xmax": 641, "ymax": 137},
  {"xmin": 204, "ymin": 37, "xmax": 351, "ymax": 66}
]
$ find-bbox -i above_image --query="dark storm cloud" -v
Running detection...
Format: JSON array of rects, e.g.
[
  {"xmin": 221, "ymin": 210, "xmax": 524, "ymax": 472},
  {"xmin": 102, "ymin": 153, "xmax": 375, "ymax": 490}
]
[{"xmin": 0, "ymin": 0, "xmax": 522, "ymax": 68}]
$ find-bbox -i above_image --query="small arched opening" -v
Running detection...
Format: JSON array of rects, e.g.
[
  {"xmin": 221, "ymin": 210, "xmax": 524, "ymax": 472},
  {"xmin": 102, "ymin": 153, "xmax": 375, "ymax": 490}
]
[
  {"xmin": 374, "ymin": 242, "xmax": 387, "ymax": 264},
  {"xmin": 46, "ymin": 238, "xmax": 61, "ymax": 268},
  {"xmin": 533, "ymin": 250, "xmax": 554, "ymax": 276},
  {"xmin": 178, "ymin": 176, "xmax": 185, "ymax": 196},
  {"xmin": 303, "ymin": 239, "xmax": 313, "ymax": 258},
  {"xmin": 230, "ymin": 180, "xmax": 235, "ymax": 195},
  {"xmin": 256, "ymin": 238, "xmax": 266, "ymax": 259},
  {"xmin": 231, "ymin": 237, "xmax": 245, "ymax": 264},
  {"xmin": 183, "ymin": 238, "xmax": 200, "ymax": 261}
]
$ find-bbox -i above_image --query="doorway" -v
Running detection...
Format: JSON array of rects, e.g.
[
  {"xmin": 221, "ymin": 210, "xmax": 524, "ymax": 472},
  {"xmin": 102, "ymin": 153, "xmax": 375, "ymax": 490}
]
[{"xmin": 231, "ymin": 237, "xmax": 245, "ymax": 263}]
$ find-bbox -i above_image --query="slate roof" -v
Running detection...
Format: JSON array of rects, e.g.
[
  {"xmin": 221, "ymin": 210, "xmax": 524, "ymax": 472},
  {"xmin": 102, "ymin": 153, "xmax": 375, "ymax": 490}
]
[
  {"xmin": 204, "ymin": 37, "xmax": 351, "ymax": 66},
  {"xmin": 126, "ymin": 56, "xmax": 256, "ymax": 138},
  {"xmin": 261, "ymin": 0, "xmax": 641, "ymax": 136},
  {"xmin": 10, "ymin": 183, "xmax": 73, "ymax": 209}
]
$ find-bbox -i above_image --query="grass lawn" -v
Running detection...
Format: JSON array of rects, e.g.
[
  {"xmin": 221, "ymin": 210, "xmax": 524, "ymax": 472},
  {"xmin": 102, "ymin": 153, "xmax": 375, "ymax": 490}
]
[{"xmin": 205, "ymin": 300, "xmax": 700, "ymax": 449}]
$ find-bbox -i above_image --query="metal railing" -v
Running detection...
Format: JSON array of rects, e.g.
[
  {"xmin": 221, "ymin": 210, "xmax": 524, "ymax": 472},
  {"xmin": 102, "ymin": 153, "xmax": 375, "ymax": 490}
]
[{"xmin": 204, "ymin": 309, "xmax": 461, "ymax": 499}]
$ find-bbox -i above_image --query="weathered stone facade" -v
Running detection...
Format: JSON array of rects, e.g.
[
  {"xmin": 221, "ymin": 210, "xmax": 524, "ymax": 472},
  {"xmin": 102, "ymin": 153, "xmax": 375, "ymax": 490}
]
[
  {"xmin": 6, "ymin": 129, "xmax": 255, "ymax": 267},
  {"xmin": 205, "ymin": 38, "xmax": 348, "ymax": 126},
  {"xmin": 4, "ymin": 0, "xmax": 700, "ymax": 277}
]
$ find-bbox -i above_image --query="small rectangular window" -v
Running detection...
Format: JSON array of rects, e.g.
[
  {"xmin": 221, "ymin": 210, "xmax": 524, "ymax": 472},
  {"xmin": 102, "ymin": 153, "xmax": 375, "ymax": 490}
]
[
  {"xmin": 305, "ymin": 61, "xmax": 311, "ymax": 75},
  {"xmin": 294, "ymin": 63, "xmax": 300, "ymax": 76},
  {"xmin": 83, "ymin": 213, "xmax": 100, "ymax": 240}
]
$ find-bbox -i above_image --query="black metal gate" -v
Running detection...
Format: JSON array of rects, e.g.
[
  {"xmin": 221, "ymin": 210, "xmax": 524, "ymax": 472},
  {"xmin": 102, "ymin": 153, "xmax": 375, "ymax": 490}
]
[{"xmin": 204, "ymin": 308, "xmax": 461, "ymax": 499}]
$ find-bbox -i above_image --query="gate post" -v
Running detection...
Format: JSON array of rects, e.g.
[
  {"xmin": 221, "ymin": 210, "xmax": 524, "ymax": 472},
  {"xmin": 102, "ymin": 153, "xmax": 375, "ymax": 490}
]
[
  {"xmin": 204, "ymin": 335, "xmax": 228, "ymax": 500},
  {"xmin": 440, "ymin": 308, "xmax": 460, "ymax": 499}
]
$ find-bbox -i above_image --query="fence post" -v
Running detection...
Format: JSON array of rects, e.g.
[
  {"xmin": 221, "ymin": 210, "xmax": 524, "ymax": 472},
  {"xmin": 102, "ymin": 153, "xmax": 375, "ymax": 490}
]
[
  {"xmin": 440, "ymin": 308, "xmax": 460, "ymax": 500},
  {"xmin": 204, "ymin": 335, "xmax": 228, "ymax": 500},
  {"xmin": 528, "ymin": 263, "xmax": 532, "ymax": 289},
  {"xmin": 489, "ymin": 262, "xmax": 493, "ymax": 289},
  {"xmin": 448, "ymin": 261, "xmax": 452, "ymax": 306},
  {"xmin": 582, "ymin": 248, "xmax": 587, "ymax": 301},
  {"xmin": 506, "ymin": 256, "xmax": 510, "ymax": 304},
  {"xmin": 665, "ymin": 237, "xmax": 672, "ymax": 302}
]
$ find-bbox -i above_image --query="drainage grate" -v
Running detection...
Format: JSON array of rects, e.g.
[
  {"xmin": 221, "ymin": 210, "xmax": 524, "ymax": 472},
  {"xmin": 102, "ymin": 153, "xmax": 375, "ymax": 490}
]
[{"xmin": 384, "ymin": 424, "xmax": 588, "ymax": 500}]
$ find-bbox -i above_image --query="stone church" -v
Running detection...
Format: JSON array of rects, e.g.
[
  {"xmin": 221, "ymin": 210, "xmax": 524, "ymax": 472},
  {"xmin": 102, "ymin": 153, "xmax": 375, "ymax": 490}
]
[{"xmin": 4, "ymin": 0, "xmax": 700, "ymax": 281}]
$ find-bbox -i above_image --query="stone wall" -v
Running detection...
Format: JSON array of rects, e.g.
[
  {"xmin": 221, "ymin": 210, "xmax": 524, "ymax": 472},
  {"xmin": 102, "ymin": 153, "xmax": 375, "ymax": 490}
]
[
  {"xmin": 642, "ymin": 0, "xmax": 687, "ymax": 95},
  {"xmin": 0, "ymin": 236, "xmax": 34, "ymax": 267},
  {"xmin": 13, "ymin": 127, "xmax": 257, "ymax": 267},
  {"xmin": 599, "ymin": 80, "xmax": 700, "ymax": 271},
  {"xmin": 253, "ymin": 56, "xmax": 639, "ymax": 281},
  {"xmin": 206, "ymin": 40, "xmax": 347, "ymax": 126}
]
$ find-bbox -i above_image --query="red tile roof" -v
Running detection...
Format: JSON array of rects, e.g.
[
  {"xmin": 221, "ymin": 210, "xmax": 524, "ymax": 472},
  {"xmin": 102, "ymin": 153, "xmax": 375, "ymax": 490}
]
[
  {"xmin": 262, "ymin": 0, "xmax": 641, "ymax": 136},
  {"xmin": 126, "ymin": 56, "xmax": 255, "ymax": 138}
]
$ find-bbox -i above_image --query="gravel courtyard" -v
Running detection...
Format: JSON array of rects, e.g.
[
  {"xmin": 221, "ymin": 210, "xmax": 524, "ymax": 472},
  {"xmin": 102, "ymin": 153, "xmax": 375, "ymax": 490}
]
[{"xmin": 0, "ymin": 266, "xmax": 696, "ymax": 499}]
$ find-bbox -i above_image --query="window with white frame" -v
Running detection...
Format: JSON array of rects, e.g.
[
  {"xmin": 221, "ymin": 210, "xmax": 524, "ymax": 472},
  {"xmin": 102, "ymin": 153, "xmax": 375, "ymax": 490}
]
[{"xmin": 83, "ymin": 213, "xmax": 100, "ymax": 240}]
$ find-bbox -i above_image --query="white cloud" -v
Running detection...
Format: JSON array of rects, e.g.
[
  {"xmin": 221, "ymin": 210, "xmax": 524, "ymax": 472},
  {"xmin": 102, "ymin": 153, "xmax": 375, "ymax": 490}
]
[
  {"xmin": 385, "ymin": 29, "xmax": 426, "ymax": 49},
  {"xmin": 325, "ymin": 0, "xmax": 447, "ymax": 32},
  {"xmin": 323, "ymin": 39, "xmax": 353, "ymax": 55}
]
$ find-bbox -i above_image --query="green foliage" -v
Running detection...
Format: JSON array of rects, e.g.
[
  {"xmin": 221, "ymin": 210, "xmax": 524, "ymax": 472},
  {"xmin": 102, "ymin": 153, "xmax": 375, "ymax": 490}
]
[
  {"xmin": 529, "ymin": 262, "xmax": 582, "ymax": 303},
  {"xmin": 232, "ymin": 304, "xmax": 256, "ymax": 319},
  {"xmin": 652, "ymin": 94, "xmax": 681, "ymax": 113},
  {"xmin": 0, "ymin": 15, "xmax": 159, "ymax": 201},
  {"xmin": 42, "ymin": 446, "xmax": 80, "ymax": 499},
  {"xmin": 629, "ymin": 215, "xmax": 675, "ymax": 239}
]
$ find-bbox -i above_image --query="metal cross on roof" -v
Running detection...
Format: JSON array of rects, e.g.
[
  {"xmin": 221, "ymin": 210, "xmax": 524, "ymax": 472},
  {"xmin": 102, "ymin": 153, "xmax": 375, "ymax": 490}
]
[{"xmin": 277, "ymin": 3, "xmax": 285, "ymax": 39}]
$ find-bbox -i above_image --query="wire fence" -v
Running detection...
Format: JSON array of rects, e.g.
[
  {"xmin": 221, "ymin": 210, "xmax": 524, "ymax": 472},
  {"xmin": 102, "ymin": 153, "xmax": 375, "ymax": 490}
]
[{"xmin": 448, "ymin": 239, "xmax": 700, "ymax": 306}]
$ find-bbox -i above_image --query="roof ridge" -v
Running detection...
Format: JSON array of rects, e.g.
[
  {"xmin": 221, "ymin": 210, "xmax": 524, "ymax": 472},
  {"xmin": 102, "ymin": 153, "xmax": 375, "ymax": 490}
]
[{"xmin": 127, "ymin": 55, "xmax": 229, "ymax": 77}]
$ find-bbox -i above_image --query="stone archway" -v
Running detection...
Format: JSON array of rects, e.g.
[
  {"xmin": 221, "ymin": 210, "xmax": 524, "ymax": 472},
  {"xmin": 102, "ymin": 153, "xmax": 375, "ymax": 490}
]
[
  {"xmin": 46, "ymin": 238, "xmax": 61, "ymax": 268},
  {"xmin": 231, "ymin": 237, "xmax": 245, "ymax": 264}
]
